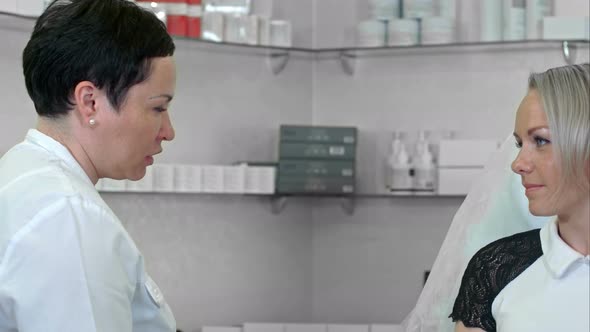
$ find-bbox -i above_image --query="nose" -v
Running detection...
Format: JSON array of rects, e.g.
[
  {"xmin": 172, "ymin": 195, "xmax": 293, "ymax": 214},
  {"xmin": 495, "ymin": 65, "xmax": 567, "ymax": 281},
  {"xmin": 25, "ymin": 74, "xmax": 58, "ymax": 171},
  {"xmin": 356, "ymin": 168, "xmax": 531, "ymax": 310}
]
[
  {"xmin": 159, "ymin": 111, "xmax": 175, "ymax": 142},
  {"xmin": 511, "ymin": 148, "xmax": 533, "ymax": 175}
]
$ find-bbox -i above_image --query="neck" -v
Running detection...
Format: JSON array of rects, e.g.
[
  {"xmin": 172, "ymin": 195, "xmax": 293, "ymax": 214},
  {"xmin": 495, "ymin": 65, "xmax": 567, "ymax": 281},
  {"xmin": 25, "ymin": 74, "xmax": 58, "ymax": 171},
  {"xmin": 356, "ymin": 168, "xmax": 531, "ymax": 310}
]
[
  {"xmin": 557, "ymin": 193, "xmax": 590, "ymax": 256},
  {"xmin": 37, "ymin": 117, "xmax": 99, "ymax": 184}
]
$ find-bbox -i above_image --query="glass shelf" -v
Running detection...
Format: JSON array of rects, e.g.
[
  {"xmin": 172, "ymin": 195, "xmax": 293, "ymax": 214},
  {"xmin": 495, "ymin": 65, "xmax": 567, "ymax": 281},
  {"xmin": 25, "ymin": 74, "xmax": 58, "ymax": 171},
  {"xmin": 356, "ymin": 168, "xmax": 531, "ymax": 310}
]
[
  {"xmin": 175, "ymin": 36, "xmax": 588, "ymax": 56},
  {"xmin": 174, "ymin": 37, "xmax": 588, "ymax": 74},
  {"xmin": 99, "ymin": 190, "xmax": 465, "ymax": 215}
]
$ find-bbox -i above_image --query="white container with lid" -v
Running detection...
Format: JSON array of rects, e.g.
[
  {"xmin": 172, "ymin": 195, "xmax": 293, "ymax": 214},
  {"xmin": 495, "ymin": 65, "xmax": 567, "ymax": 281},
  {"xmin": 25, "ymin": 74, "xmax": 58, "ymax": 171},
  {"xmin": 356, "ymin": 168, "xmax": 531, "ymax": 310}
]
[
  {"xmin": 503, "ymin": 0, "xmax": 526, "ymax": 41},
  {"xmin": 526, "ymin": 0, "xmax": 552, "ymax": 39},
  {"xmin": 412, "ymin": 131, "xmax": 436, "ymax": 194},
  {"xmin": 387, "ymin": 19, "xmax": 419, "ymax": 46},
  {"xmin": 480, "ymin": 0, "xmax": 503, "ymax": 41},
  {"xmin": 369, "ymin": 0, "xmax": 401, "ymax": 19},
  {"xmin": 403, "ymin": 0, "xmax": 434, "ymax": 18}
]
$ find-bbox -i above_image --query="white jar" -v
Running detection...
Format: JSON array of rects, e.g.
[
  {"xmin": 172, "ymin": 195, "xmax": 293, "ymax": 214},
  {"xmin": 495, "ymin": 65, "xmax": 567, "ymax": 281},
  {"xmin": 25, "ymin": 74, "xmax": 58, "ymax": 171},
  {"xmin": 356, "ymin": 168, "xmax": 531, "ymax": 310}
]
[
  {"xmin": 369, "ymin": 0, "xmax": 401, "ymax": 19},
  {"xmin": 403, "ymin": 0, "xmax": 434, "ymax": 18},
  {"xmin": 388, "ymin": 19, "xmax": 419, "ymax": 46},
  {"xmin": 421, "ymin": 17, "xmax": 455, "ymax": 44}
]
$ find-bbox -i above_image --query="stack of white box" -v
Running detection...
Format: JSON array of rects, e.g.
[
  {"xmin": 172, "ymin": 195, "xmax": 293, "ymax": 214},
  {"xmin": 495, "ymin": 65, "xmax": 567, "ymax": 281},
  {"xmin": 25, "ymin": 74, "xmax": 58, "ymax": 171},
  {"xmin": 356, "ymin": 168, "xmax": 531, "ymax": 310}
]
[{"xmin": 96, "ymin": 164, "xmax": 276, "ymax": 194}]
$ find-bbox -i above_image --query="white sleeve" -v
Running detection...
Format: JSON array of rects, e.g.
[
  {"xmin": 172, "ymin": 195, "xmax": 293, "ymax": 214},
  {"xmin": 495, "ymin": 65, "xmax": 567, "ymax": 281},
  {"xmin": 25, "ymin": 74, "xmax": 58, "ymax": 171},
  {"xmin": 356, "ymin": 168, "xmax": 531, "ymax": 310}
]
[{"xmin": 0, "ymin": 196, "xmax": 141, "ymax": 332}]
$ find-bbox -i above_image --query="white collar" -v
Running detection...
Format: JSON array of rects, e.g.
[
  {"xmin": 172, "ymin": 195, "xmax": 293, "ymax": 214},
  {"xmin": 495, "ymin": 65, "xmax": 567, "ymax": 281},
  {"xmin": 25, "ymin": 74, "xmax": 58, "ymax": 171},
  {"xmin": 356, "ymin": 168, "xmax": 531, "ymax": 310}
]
[
  {"xmin": 541, "ymin": 218, "xmax": 590, "ymax": 279},
  {"xmin": 25, "ymin": 128, "xmax": 93, "ymax": 186}
]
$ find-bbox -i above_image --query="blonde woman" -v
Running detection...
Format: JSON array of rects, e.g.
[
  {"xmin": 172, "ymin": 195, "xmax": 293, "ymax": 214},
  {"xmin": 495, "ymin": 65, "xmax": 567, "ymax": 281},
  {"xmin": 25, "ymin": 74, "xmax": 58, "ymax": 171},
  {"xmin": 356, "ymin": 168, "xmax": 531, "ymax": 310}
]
[{"xmin": 451, "ymin": 63, "xmax": 590, "ymax": 331}]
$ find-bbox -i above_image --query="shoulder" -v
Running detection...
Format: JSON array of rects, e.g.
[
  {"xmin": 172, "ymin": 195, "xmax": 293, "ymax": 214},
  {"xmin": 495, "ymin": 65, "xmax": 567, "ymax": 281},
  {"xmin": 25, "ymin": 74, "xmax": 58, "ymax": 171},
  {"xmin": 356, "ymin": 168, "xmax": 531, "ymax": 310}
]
[
  {"xmin": 472, "ymin": 228, "xmax": 542, "ymax": 266},
  {"xmin": 450, "ymin": 229, "xmax": 543, "ymax": 331}
]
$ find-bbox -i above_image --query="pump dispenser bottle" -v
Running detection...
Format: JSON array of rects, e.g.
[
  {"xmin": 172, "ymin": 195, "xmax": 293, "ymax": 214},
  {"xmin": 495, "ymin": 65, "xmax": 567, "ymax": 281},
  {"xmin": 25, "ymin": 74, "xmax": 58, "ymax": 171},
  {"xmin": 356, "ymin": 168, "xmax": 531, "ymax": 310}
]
[
  {"xmin": 387, "ymin": 131, "xmax": 413, "ymax": 195},
  {"xmin": 413, "ymin": 130, "xmax": 436, "ymax": 194}
]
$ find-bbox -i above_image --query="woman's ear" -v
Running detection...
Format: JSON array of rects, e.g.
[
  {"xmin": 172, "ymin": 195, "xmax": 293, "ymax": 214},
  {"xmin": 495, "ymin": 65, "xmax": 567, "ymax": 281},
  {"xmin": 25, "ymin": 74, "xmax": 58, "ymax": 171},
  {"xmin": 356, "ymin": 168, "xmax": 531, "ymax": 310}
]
[{"xmin": 72, "ymin": 81, "xmax": 99, "ymax": 126}]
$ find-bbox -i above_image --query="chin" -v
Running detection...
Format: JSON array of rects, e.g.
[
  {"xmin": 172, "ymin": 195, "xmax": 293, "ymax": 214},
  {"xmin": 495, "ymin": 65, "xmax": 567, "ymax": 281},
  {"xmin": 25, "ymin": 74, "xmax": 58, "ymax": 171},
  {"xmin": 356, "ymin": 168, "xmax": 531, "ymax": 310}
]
[
  {"xmin": 128, "ymin": 168, "xmax": 147, "ymax": 181},
  {"xmin": 528, "ymin": 201, "xmax": 554, "ymax": 217}
]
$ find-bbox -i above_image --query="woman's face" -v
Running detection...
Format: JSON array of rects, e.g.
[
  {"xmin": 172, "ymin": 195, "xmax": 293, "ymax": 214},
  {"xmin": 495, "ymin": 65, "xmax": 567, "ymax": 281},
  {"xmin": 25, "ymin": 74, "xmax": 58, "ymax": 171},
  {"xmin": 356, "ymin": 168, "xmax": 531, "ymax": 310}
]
[
  {"xmin": 94, "ymin": 56, "xmax": 176, "ymax": 181},
  {"xmin": 511, "ymin": 89, "xmax": 582, "ymax": 216}
]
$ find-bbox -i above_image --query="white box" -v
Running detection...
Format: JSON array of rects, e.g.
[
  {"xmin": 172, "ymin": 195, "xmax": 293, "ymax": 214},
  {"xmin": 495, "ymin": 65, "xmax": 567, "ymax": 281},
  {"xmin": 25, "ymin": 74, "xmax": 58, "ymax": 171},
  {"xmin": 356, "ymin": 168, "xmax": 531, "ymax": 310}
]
[
  {"xmin": 126, "ymin": 166, "xmax": 154, "ymax": 192},
  {"xmin": 174, "ymin": 164, "xmax": 202, "ymax": 193},
  {"xmin": 543, "ymin": 16, "xmax": 590, "ymax": 40},
  {"xmin": 438, "ymin": 139, "xmax": 499, "ymax": 167},
  {"xmin": 202, "ymin": 12, "xmax": 225, "ymax": 41},
  {"xmin": 201, "ymin": 165, "xmax": 224, "ymax": 193},
  {"xmin": 285, "ymin": 324, "xmax": 326, "ymax": 332},
  {"xmin": 245, "ymin": 166, "xmax": 276, "ymax": 194},
  {"xmin": 258, "ymin": 16, "xmax": 271, "ymax": 45},
  {"xmin": 152, "ymin": 164, "xmax": 175, "ymax": 192},
  {"xmin": 437, "ymin": 167, "xmax": 483, "ymax": 195},
  {"xmin": 269, "ymin": 20, "xmax": 292, "ymax": 47},
  {"xmin": 327, "ymin": 325, "xmax": 369, "ymax": 332},
  {"xmin": 223, "ymin": 165, "xmax": 246, "ymax": 193},
  {"xmin": 370, "ymin": 325, "xmax": 403, "ymax": 332},
  {"xmin": 243, "ymin": 323, "xmax": 284, "ymax": 332}
]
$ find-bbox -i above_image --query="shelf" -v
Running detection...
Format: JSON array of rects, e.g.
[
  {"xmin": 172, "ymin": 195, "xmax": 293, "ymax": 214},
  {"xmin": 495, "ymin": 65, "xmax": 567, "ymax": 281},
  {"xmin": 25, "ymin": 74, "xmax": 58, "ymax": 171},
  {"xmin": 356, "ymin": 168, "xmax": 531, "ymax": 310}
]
[
  {"xmin": 174, "ymin": 37, "xmax": 589, "ymax": 74},
  {"xmin": 99, "ymin": 190, "xmax": 465, "ymax": 216},
  {"xmin": 2, "ymin": 12, "xmax": 586, "ymax": 74}
]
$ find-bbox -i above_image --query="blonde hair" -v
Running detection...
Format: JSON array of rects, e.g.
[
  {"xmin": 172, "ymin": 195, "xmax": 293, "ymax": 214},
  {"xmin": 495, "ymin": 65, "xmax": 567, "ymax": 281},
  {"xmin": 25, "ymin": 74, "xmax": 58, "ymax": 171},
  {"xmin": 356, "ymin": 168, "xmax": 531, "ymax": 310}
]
[{"xmin": 528, "ymin": 63, "xmax": 590, "ymax": 196}]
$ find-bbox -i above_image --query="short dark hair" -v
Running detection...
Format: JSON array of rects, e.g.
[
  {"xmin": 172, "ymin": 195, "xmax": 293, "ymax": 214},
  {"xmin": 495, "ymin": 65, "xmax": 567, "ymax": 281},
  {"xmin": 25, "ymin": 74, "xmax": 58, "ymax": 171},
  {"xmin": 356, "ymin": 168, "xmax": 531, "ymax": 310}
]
[{"xmin": 22, "ymin": 0, "xmax": 175, "ymax": 118}]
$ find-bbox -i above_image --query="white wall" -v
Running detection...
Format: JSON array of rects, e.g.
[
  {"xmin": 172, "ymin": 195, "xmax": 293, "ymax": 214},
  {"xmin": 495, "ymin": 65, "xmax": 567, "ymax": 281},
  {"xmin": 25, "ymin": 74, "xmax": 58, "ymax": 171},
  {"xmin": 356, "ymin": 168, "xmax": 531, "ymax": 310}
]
[{"xmin": 1, "ymin": 0, "xmax": 589, "ymax": 329}]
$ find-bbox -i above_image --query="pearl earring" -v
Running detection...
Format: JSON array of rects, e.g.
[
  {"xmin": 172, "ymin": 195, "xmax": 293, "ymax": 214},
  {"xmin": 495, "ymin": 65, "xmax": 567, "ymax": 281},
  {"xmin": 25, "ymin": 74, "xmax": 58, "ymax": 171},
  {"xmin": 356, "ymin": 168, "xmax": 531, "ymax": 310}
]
[{"xmin": 89, "ymin": 118, "xmax": 96, "ymax": 126}]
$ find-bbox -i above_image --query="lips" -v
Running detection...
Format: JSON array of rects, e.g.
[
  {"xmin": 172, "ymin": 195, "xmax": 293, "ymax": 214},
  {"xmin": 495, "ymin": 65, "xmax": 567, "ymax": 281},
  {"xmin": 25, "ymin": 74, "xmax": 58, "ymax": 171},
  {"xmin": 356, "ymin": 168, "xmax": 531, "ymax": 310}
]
[{"xmin": 523, "ymin": 183, "xmax": 544, "ymax": 196}]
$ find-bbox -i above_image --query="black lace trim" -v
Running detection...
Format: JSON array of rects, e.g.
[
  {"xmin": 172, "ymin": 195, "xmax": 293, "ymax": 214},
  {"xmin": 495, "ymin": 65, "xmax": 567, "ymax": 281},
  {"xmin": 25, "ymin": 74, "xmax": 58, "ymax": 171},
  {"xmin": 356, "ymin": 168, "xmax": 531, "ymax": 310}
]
[{"xmin": 449, "ymin": 229, "xmax": 542, "ymax": 331}]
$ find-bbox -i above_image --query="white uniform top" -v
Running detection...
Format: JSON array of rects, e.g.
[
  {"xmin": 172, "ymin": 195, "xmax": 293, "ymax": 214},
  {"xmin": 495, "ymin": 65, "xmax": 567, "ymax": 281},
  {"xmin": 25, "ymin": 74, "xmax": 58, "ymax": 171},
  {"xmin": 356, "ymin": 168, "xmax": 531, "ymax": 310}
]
[
  {"xmin": 492, "ymin": 219, "xmax": 590, "ymax": 332},
  {"xmin": 0, "ymin": 129, "xmax": 176, "ymax": 332}
]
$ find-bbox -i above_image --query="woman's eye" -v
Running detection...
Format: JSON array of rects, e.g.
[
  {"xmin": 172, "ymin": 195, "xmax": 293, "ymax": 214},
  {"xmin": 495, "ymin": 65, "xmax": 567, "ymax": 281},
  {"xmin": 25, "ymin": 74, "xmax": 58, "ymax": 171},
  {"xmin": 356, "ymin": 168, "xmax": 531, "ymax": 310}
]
[
  {"xmin": 515, "ymin": 141, "xmax": 523, "ymax": 149},
  {"xmin": 534, "ymin": 136, "xmax": 550, "ymax": 147},
  {"xmin": 154, "ymin": 107, "xmax": 167, "ymax": 113}
]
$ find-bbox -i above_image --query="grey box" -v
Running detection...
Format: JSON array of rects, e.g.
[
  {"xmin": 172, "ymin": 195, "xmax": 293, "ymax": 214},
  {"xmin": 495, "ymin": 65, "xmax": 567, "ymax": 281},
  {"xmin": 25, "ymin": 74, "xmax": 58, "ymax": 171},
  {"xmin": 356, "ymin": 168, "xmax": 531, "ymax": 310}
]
[
  {"xmin": 279, "ymin": 142, "xmax": 356, "ymax": 160},
  {"xmin": 280, "ymin": 125, "xmax": 357, "ymax": 145},
  {"xmin": 279, "ymin": 160, "xmax": 355, "ymax": 177},
  {"xmin": 277, "ymin": 176, "xmax": 355, "ymax": 194}
]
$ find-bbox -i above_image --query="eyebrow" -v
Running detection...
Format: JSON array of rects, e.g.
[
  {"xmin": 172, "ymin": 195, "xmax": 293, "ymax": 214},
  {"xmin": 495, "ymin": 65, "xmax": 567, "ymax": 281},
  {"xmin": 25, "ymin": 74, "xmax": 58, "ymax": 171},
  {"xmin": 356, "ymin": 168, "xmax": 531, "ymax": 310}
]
[
  {"xmin": 149, "ymin": 94, "xmax": 173, "ymax": 102},
  {"xmin": 513, "ymin": 126, "xmax": 549, "ymax": 139}
]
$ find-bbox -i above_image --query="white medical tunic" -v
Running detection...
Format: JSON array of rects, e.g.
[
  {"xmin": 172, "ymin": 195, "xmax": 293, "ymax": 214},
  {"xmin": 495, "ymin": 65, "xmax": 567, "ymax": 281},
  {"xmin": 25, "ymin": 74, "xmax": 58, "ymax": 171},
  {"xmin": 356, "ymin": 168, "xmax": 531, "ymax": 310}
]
[
  {"xmin": 0, "ymin": 129, "xmax": 176, "ymax": 332},
  {"xmin": 451, "ymin": 218, "xmax": 590, "ymax": 331}
]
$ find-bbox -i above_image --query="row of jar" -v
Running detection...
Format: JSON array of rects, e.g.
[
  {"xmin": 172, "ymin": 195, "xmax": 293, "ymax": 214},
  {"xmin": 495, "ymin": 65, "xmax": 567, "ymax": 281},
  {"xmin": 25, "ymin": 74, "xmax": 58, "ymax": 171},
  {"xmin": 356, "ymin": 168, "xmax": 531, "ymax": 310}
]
[
  {"xmin": 96, "ymin": 164, "xmax": 276, "ymax": 194},
  {"xmin": 357, "ymin": 16, "xmax": 454, "ymax": 47},
  {"xmin": 133, "ymin": 0, "xmax": 291, "ymax": 47}
]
